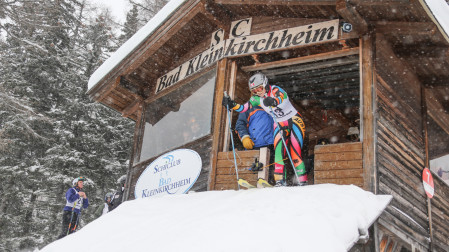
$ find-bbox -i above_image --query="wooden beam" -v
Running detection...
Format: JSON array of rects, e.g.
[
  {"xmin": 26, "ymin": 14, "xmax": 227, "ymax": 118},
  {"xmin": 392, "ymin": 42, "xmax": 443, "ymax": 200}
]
[
  {"xmin": 214, "ymin": 0, "xmax": 335, "ymax": 5},
  {"xmin": 349, "ymin": 0, "xmax": 410, "ymax": 5},
  {"xmin": 241, "ymin": 47, "xmax": 359, "ymax": 72},
  {"xmin": 97, "ymin": 77, "xmax": 121, "ymax": 104},
  {"xmin": 201, "ymin": 1, "xmax": 230, "ymax": 31},
  {"xmin": 122, "ymin": 99, "xmax": 143, "ymax": 118},
  {"xmin": 208, "ymin": 58, "xmax": 229, "ymax": 191},
  {"xmin": 336, "ymin": 0, "xmax": 369, "ymax": 35},
  {"xmin": 419, "ymin": 75, "xmax": 449, "ymax": 88},
  {"xmin": 222, "ymin": 61, "xmax": 237, "ymax": 152},
  {"xmin": 124, "ymin": 104, "xmax": 144, "ymax": 201},
  {"xmin": 375, "ymin": 21, "xmax": 437, "ymax": 36},
  {"xmin": 393, "ymin": 45, "xmax": 448, "ymax": 58},
  {"xmin": 360, "ymin": 34, "xmax": 376, "ymax": 192},
  {"xmin": 421, "ymin": 86, "xmax": 435, "ymax": 252}
]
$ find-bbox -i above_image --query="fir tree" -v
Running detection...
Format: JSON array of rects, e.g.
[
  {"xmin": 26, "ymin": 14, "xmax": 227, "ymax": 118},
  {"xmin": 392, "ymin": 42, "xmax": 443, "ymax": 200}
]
[
  {"xmin": 129, "ymin": 0, "xmax": 169, "ymax": 27},
  {"xmin": 119, "ymin": 5, "xmax": 139, "ymax": 44},
  {"xmin": 0, "ymin": 0, "xmax": 134, "ymax": 250}
]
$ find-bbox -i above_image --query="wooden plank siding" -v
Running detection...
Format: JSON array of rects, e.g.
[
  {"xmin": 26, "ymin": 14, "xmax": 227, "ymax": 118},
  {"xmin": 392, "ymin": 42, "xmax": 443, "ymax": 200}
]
[
  {"xmin": 215, "ymin": 150, "xmax": 260, "ymax": 190},
  {"xmin": 430, "ymin": 176, "xmax": 449, "ymax": 251},
  {"xmin": 374, "ymin": 37, "xmax": 431, "ymax": 250},
  {"xmin": 314, "ymin": 142, "xmax": 363, "ymax": 187}
]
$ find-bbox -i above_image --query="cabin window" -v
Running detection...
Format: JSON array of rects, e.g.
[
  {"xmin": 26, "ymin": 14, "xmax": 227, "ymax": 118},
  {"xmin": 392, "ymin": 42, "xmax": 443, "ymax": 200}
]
[{"xmin": 139, "ymin": 69, "xmax": 216, "ymax": 161}]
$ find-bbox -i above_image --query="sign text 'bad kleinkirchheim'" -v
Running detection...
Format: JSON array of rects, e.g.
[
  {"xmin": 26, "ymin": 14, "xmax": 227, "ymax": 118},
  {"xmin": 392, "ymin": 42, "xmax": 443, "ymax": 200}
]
[{"xmin": 155, "ymin": 19, "xmax": 339, "ymax": 94}]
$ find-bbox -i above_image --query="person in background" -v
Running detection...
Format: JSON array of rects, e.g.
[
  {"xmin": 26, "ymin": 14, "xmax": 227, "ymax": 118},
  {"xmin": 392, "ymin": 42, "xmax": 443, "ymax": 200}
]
[
  {"xmin": 222, "ymin": 72, "xmax": 306, "ymax": 186},
  {"xmin": 95, "ymin": 192, "xmax": 114, "ymax": 217},
  {"xmin": 110, "ymin": 176, "xmax": 126, "ymax": 211},
  {"xmin": 235, "ymin": 105, "xmax": 275, "ymax": 184},
  {"xmin": 57, "ymin": 176, "xmax": 89, "ymax": 239}
]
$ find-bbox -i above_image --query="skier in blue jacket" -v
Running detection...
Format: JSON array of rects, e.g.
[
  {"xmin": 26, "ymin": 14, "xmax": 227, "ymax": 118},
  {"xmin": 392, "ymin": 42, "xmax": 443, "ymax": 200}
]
[
  {"xmin": 235, "ymin": 106, "xmax": 275, "ymax": 184},
  {"xmin": 57, "ymin": 176, "xmax": 89, "ymax": 239},
  {"xmin": 235, "ymin": 106, "xmax": 274, "ymax": 150}
]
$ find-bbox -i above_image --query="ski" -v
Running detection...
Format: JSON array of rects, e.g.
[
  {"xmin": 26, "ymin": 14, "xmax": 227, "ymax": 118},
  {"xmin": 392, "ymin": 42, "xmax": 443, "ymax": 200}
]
[
  {"xmin": 238, "ymin": 178, "xmax": 273, "ymax": 189},
  {"xmin": 238, "ymin": 178, "xmax": 256, "ymax": 189},
  {"xmin": 257, "ymin": 178, "xmax": 273, "ymax": 188}
]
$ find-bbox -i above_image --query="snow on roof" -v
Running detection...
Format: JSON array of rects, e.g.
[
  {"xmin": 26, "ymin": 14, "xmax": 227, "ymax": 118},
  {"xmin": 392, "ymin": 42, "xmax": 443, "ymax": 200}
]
[
  {"xmin": 87, "ymin": 0, "xmax": 188, "ymax": 92},
  {"xmin": 41, "ymin": 184, "xmax": 392, "ymax": 252},
  {"xmin": 420, "ymin": 0, "xmax": 449, "ymax": 42},
  {"xmin": 88, "ymin": 0, "xmax": 449, "ymax": 94}
]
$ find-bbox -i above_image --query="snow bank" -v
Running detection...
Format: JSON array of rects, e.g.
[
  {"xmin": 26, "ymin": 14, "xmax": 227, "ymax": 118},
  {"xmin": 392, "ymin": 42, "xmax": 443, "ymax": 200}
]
[{"xmin": 41, "ymin": 184, "xmax": 391, "ymax": 252}]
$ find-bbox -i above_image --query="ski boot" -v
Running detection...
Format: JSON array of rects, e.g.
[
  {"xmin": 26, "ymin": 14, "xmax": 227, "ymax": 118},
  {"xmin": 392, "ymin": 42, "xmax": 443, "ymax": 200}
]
[
  {"xmin": 274, "ymin": 174, "xmax": 287, "ymax": 187},
  {"xmin": 297, "ymin": 174, "xmax": 308, "ymax": 186}
]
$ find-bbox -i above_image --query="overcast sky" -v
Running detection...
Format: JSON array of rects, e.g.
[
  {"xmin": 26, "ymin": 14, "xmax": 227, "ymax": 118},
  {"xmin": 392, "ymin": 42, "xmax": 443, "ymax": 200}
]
[{"xmin": 92, "ymin": 0, "xmax": 131, "ymax": 23}]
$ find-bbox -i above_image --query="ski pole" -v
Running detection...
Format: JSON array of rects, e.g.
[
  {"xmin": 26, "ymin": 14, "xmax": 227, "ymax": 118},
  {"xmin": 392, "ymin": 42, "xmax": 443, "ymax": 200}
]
[
  {"xmin": 73, "ymin": 210, "xmax": 81, "ymax": 232},
  {"xmin": 250, "ymin": 157, "xmax": 289, "ymax": 171},
  {"xmin": 224, "ymin": 91, "xmax": 240, "ymax": 190},
  {"xmin": 268, "ymin": 106, "xmax": 301, "ymax": 183},
  {"xmin": 66, "ymin": 201, "xmax": 77, "ymax": 235}
]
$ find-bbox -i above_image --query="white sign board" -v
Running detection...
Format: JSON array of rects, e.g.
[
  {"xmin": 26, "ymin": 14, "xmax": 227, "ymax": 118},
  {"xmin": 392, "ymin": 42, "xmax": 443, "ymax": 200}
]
[
  {"xmin": 134, "ymin": 149, "xmax": 202, "ymax": 198},
  {"xmin": 155, "ymin": 19, "xmax": 339, "ymax": 94}
]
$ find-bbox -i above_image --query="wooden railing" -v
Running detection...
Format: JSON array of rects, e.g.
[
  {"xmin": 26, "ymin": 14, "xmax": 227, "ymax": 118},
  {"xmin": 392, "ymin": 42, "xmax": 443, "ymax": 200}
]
[
  {"xmin": 214, "ymin": 148, "xmax": 270, "ymax": 190},
  {"xmin": 314, "ymin": 142, "xmax": 364, "ymax": 187}
]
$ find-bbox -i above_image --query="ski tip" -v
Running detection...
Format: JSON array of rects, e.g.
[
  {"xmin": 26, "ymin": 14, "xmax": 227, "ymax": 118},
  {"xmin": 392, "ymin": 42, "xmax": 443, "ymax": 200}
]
[
  {"xmin": 238, "ymin": 178, "xmax": 256, "ymax": 189},
  {"xmin": 257, "ymin": 178, "xmax": 273, "ymax": 188}
]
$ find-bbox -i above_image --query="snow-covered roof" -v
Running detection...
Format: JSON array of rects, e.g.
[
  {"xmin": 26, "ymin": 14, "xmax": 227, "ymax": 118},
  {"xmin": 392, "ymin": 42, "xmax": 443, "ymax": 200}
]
[
  {"xmin": 41, "ymin": 184, "xmax": 392, "ymax": 252},
  {"xmin": 420, "ymin": 0, "xmax": 449, "ymax": 42},
  {"xmin": 87, "ymin": 0, "xmax": 449, "ymax": 94},
  {"xmin": 87, "ymin": 0, "xmax": 188, "ymax": 91}
]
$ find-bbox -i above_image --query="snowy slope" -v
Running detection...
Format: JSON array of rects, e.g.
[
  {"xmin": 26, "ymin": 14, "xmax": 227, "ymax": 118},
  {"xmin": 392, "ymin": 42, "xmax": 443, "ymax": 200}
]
[{"xmin": 41, "ymin": 184, "xmax": 392, "ymax": 252}]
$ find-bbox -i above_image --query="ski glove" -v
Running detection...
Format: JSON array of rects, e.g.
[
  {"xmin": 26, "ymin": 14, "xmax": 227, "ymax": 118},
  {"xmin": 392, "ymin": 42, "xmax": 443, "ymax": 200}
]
[
  {"xmin": 222, "ymin": 96, "xmax": 236, "ymax": 109},
  {"xmin": 263, "ymin": 97, "xmax": 278, "ymax": 107},
  {"xmin": 241, "ymin": 135, "xmax": 255, "ymax": 150}
]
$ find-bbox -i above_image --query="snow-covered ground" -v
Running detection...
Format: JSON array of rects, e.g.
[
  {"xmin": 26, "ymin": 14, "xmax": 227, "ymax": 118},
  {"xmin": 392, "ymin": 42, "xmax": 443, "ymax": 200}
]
[{"xmin": 41, "ymin": 184, "xmax": 392, "ymax": 252}]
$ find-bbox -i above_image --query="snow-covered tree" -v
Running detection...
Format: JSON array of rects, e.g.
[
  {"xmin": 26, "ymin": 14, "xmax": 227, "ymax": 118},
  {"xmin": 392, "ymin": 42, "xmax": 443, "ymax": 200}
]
[
  {"xmin": 129, "ymin": 0, "xmax": 169, "ymax": 28},
  {"xmin": 119, "ymin": 5, "xmax": 140, "ymax": 44},
  {"xmin": 0, "ymin": 0, "xmax": 134, "ymax": 250}
]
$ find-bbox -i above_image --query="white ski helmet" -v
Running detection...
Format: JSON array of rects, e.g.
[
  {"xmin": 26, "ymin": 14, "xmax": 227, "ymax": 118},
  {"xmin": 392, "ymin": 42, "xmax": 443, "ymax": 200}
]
[
  {"xmin": 72, "ymin": 176, "xmax": 86, "ymax": 186},
  {"xmin": 118, "ymin": 175, "xmax": 127, "ymax": 186},
  {"xmin": 248, "ymin": 72, "xmax": 268, "ymax": 91}
]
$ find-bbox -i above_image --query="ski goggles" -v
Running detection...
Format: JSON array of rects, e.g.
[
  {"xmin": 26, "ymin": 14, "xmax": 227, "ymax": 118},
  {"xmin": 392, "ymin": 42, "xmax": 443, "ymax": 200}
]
[{"xmin": 251, "ymin": 85, "xmax": 264, "ymax": 93}]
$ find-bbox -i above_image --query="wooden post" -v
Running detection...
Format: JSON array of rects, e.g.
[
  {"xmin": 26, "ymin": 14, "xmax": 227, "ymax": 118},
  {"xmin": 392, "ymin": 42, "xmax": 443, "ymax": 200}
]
[
  {"xmin": 421, "ymin": 87, "xmax": 433, "ymax": 251},
  {"xmin": 124, "ymin": 104, "xmax": 144, "ymax": 201},
  {"xmin": 257, "ymin": 147, "xmax": 270, "ymax": 188},
  {"xmin": 360, "ymin": 34, "xmax": 377, "ymax": 193},
  {"xmin": 208, "ymin": 58, "xmax": 229, "ymax": 191},
  {"xmin": 222, "ymin": 61, "xmax": 238, "ymax": 152}
]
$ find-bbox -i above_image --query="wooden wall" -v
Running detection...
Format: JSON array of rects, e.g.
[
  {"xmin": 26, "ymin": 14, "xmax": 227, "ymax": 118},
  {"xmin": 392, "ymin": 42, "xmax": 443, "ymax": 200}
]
[
  {"xmin": 214, "ymin": 150, "xmax": 260, "ymax": 190},
  {"xmin": 314, "ymin": 142, "xmax": 363, "ymax": 187},
  {"xmin": 374, "ymin": 36, "xmax": 449, "ymax": 251},
  {"xmin": 430, "ymin": 175, "xmax": 449, "ymax": 251}
]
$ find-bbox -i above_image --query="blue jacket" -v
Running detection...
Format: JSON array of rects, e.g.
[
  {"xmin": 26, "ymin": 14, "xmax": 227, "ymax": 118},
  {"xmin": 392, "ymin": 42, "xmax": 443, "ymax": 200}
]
[
  {"xmin": 235, "ymin": 106, "xmax": 274, "ymax": 148},
  {"xmin": 63, "ymin": 187, "xmax": 89, "ymax": 214}
]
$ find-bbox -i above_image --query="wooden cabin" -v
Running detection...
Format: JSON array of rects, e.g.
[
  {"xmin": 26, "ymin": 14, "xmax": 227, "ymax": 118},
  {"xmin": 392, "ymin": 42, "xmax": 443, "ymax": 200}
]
[{"xmin": 87, "ymin": 0, "xmax": 449, "ymax": 251}]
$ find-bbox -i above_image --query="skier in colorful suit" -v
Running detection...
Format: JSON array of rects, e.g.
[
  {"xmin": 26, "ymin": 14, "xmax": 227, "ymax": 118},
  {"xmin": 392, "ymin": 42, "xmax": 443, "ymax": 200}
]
[
  {"xmin": 223, "ymin": 72, "xmax": 306, "ymax": 186},
  {"xmin": 57, "ymin": 176, "xmax": 89, "ymax": 239}
]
